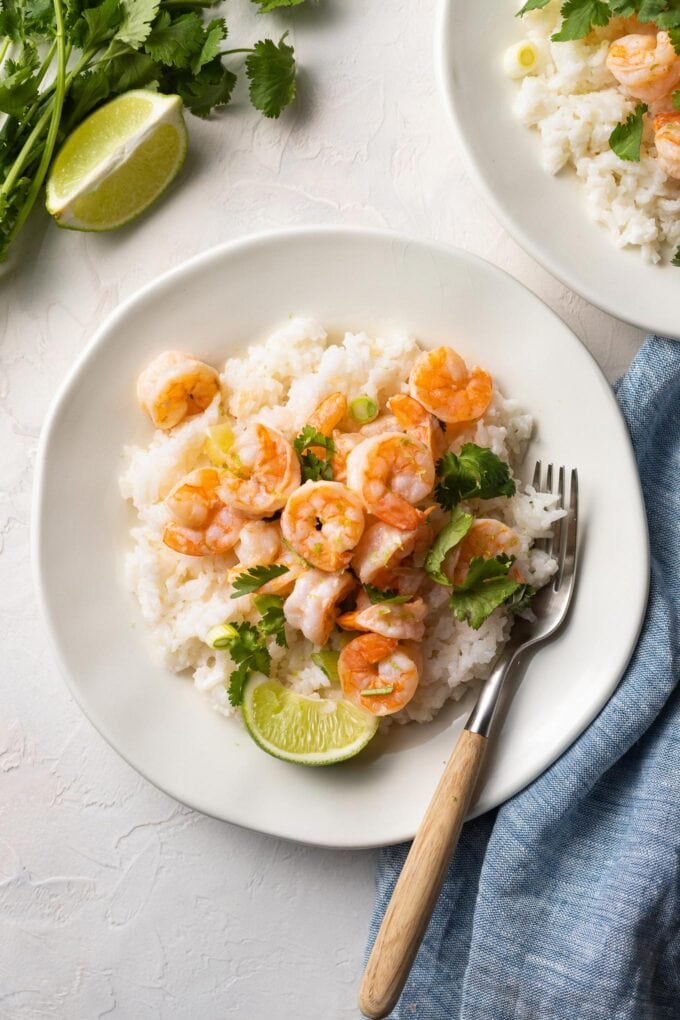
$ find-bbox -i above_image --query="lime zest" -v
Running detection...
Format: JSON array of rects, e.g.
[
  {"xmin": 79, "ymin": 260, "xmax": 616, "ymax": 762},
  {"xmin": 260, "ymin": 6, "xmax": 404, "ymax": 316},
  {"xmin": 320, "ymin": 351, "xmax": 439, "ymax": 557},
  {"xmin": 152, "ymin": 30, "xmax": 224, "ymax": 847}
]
[{"xmin": 361, "ymin": 685, "xmax": 394, "ymax": 698}]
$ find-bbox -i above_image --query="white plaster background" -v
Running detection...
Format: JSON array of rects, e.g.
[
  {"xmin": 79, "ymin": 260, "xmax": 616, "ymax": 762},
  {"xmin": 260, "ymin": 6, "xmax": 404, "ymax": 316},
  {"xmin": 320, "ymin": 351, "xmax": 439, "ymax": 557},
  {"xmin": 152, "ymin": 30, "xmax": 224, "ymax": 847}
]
[{"xmin": 0, "ymin": 0, "xmax": 644, "ymax": 1016}]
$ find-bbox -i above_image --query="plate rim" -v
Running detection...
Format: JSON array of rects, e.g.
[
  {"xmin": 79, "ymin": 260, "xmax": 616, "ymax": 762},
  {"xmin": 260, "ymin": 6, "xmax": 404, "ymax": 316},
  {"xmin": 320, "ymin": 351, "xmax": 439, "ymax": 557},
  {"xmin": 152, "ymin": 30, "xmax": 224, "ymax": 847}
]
[
  {"xmin": 434, "ymin": 0, "xmax": 674, "ymax": 339},
  {"xmin": 31, "ymin": 225, "xmax": 650, "ymax": 848}
]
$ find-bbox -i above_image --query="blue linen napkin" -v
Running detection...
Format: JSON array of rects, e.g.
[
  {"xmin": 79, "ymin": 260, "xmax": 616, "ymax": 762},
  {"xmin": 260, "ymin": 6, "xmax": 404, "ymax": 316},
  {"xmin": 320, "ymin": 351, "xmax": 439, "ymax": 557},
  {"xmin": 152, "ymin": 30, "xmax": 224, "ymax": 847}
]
[{"xmin": 367, "ymin": 336, "xmax": 680, "ymax": 1020}]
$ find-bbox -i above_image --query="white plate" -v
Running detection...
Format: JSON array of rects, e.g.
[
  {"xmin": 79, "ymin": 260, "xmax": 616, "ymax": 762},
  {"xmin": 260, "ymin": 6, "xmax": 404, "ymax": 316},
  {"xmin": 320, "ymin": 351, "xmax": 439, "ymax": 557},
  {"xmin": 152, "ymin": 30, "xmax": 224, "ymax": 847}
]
[
  {"xmin": 436, "ymin": 1, "xmax": 680, "ymax": 339},
  {"xmin": 33, "ymin": 228, "xmax": 648, "ymax": 848}
]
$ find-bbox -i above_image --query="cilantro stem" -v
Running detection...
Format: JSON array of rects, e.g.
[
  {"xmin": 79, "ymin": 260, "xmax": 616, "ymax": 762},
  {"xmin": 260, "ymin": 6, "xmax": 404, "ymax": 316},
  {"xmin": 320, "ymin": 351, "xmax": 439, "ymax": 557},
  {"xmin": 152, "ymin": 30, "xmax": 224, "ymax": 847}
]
[
  {"xmin": 0, "ymin": 37, "xmax": 10, "ymax": 64},
  {"xmin": 2, "ymin": 0, "xmax": 67, "ymax": 246},
  {"xmin": 219, "ymin": 48, "xmax": 255, "ymax": 56}
]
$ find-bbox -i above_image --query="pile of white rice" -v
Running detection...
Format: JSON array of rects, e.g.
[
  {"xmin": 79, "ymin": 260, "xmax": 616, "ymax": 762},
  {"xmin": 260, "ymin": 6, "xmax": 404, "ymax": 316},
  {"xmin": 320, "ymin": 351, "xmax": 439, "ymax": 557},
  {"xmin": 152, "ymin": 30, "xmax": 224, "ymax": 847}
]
[
  {"xmin": 512, "ymin": 1, "xmax": 680, "ymax": 262},
  {"xmin": 120, "ymin": 317, "xmax": 562, "ymax": 725}
]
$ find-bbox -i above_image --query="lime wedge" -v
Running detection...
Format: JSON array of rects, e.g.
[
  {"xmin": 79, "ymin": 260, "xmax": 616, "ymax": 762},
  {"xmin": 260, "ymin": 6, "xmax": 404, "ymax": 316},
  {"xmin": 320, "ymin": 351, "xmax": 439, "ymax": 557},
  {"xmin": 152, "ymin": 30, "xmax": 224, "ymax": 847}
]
[
  {"xmin": 46, "ymin": 90, "xmax": 188, "ymax": 232},
  {"xmin": 242, "ymin": 676, "xmax": 378, "ymax": 766}
]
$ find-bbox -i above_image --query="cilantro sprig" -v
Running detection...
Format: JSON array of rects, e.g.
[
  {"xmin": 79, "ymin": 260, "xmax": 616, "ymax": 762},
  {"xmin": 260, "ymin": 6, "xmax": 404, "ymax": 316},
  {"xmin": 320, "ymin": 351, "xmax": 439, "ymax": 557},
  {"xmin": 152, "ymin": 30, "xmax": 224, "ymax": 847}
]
[
  {"xmin": 516, "ymin": 0, "xmax": 680, "ymax": 52},
  {"xmin": 0, "ymin": 0, "xmax": 302, "ymax": 263},
  {"xmin": 254, "ymin": 593, "xmax": 287, "ymax": 647},
  {"xmin": 449, "ymin": 555, "xmax": 535, "ymax": 630},
  {"xmin": 231, "ymin": 563, "xmax": 289, "ymax": 598},
  {"xmin": 205, "ymin": 591, "xmax": 289, "ymax": 704},
  {"xmin": 609, "ymin": 103, "xmax": 647, "ymax": 162},
  {"xmin": 294, "ymin": 425, "xmax": 335, "ymax": 482},
  {"xmin": 435, "ymin": 444, "xmax": 516, "ymax": 511}
]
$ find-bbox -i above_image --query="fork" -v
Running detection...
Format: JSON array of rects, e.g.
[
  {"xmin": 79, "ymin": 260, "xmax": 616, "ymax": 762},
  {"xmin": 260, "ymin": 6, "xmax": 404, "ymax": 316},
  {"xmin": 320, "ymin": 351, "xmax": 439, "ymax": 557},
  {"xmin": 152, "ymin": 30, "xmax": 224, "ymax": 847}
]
[{"xmin": 358, "ymin": 463, "xmax": 579, "ymax": 1020}]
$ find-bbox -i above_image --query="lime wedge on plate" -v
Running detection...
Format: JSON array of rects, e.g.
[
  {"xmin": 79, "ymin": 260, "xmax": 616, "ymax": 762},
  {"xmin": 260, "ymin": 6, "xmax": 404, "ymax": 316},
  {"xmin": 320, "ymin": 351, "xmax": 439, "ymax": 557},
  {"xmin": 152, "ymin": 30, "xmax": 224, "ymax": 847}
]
[
  {"xmin": 242, "ymin": 676, "xmax": 378, "ymax": 766},
  {"xmin": 46, "ymin": 90, "xmax": 188, "ymax": 232}
]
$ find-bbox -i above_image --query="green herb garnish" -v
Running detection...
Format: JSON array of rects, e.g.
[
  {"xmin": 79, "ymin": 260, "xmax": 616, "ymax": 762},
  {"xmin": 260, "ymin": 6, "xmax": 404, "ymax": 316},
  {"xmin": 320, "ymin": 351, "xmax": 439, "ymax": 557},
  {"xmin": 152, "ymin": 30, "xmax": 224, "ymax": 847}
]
[
  {"xmin": 435, "ymin": 444, "xmax": 515, "ymax": 511},
  {"xmin": 424, "ymin": 506, "xmax": 474, "ymax": 586},
  {"xmin": 609, "ymin": 103, "xmax": 648, "ymax": 162},
  {"xmin": 361, "ymin": 685, "xmax": 394, "ymax": 698},
  {"xmin": 231, "ymin": 563, "xmax": 289, "ymax": 598},
  {"xmin": 349, "ymin": 395, "xmax": 379, "ymax": 424},
  {"xmin": 294, "ymin": 425, "xmax": 335, "ymax": 481},
  {"xmin": 254, "ymin": 593, "xmax": 287, "ymax": 647},
  {"xmin": 208, "ymin": 621, "xmax": 271, "ymax": 706},
  {"xmin": 449, "ymin": 555, "xmax": 534, "ymax": 630}
]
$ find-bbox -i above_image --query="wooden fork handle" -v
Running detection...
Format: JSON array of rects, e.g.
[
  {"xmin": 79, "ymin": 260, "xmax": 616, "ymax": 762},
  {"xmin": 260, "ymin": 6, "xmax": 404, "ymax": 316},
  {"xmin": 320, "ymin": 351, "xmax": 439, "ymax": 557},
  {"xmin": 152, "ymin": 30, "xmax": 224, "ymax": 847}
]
[{"xmin": 358, "ymin": 729, "xmax": 487, "ymax": 1019}]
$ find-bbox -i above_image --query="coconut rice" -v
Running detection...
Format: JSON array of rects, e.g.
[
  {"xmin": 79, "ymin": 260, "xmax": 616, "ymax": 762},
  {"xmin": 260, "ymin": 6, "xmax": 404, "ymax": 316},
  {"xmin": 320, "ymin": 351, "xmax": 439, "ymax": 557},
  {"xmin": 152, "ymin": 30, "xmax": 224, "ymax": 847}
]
[
  {"xmin": 512, "ymin": 1, "xmax": 680, "ymax": 263},
  {"xmin": 120, "ymin": 317, "xmax": 562, "ymax": 725}
]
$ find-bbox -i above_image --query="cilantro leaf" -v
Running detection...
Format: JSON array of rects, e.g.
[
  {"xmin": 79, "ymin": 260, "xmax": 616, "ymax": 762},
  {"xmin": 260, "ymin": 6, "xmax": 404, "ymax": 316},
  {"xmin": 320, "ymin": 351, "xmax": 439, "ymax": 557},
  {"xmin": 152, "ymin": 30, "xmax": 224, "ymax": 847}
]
[
  {"xmin": 609, "ymin": 103, "xmax": 647, "ymax": 162},
  {"xmin": 670, "ymin": 27, "xmax": 680, "ymax": 54},
  {"xmin": 424, "ymin": 506, "xmax": 474, "ymax": 586},
  {"xmin": 252, "ymin": 0, "xmax": 307, "ymax": 9},
  {"xmin": 246, "ymin": 33, "xmax": 296, "ymax": 118},
  {"xmin": 0, "ymin": 62, "xmax": 40, "ymax": 117},
  {"xmin": 294, "ymin": 424, "xmax": 334, "ymax": 481},
  {"xmin": 192, "ymin": 17, "xmax": 226, "ymax": 73},
  {"xmin": 72, "ymin": 0, "xmax": 122, "ymax": 50},
  {"xmin": 551, "ymin": 0, "xmax": 610, "ymax": 41},
  {"xmin": 145, "ymin": 11, "xmax": 205, "ymax": 68},
  {"xmin": 516, "ymin": 0, "xmax": 551, "ymax": 14},
  {"xmin": 254, "ymin": 593, "xmax": 287, "ymax": 647},
  {"xmin": 435, "ymin": 444, "xmax": 516, "ymax": 511},
  {"xmin": 168, "ymin": 59, "xmax": 237, "ymax": 117},
  {"xmin": 231, "ymin": 563, "xmax": 289, "ymax": 598},
  {"xmin": 363, "ymin": 584, "xmax": 412, "ymax": 605},
  {"xmin": 449, "ymin": 555, "xmax": 523, "ymax": 630},
  {"xmin": 672, "ymin": 245, "xmax": 680, "ymax": 266},
  {"xmin": 220, "ymin": 621, "xmax": 271, "ymax": 706},
  {"xmin": 506, "ymin": 583, "xmax": 536, "ymax": 615},
  {"xmin": 116, "ymin": 0, "xmax": 160, "ymax": 47}
]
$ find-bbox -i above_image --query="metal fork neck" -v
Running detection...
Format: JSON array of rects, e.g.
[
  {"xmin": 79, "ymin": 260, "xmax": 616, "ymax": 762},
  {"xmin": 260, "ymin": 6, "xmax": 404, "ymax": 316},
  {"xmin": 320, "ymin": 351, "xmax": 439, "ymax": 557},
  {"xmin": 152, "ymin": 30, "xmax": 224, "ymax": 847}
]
[{"xmin": 465, "ymin": 643, "xmax": 521, "ymax": 738}]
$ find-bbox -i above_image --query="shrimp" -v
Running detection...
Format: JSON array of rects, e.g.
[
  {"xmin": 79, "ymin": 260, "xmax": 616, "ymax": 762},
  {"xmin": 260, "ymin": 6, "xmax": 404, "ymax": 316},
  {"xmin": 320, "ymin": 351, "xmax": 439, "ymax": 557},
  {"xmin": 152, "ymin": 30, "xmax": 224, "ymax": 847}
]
[
  {"xmin": 337, "ymin": 594, "xmax": 427, "ymax": 641},
  {"xmin": 218, "ymin": 423, "xmax": 300, "ymax": 516},
  {"xmin": 308, "ymin": 392, "xmax": 348, "ymax": 435},
  {"xmin": 162, "ymin": 468, "xmax": 247, "ymax": 556},
  {"xmin": 280, "ymin": 480, "xmax": 365, "ymax": 572},
  {"xmin": 450, "ymin": 518, "xmax": 522, "ymax": 586},
  {"xmin": 653, "ymin": 112, "xmax": 680, "ymax": 179},
  {"xmin": 331, "ymin": 432, "xmax": 364, "ymax": 484},
  {"xmin": 346, "ymin": 432, "xmax": 435, "ymax": 531},
  {"xmin": 234, "ymin": 520, "xmax": 281, "ymax": 566},
  {"xmin": 409, "ymin": 346, "xmax": 493, "ymax": 424},
  {"xmin": 350, "ymin": 520, "xmax": 418, "ymax": 583},
  {"xmin": 137, "ymin": 351, "xmax": 220, "ymax": 430},
  {"xmin": 283, "ymin": 569, "xmax": 355, "ymax": 646},
  {"xmin": 606, "ymin": 32, "xmax": 680, "ymax": 104},
  {"xmin": 387, "ymin": 393, "xmax": 448, "ymax": 459},
  {"xmin": 338, "ymin": 634, "xmax": 419, "ymax": 716}
]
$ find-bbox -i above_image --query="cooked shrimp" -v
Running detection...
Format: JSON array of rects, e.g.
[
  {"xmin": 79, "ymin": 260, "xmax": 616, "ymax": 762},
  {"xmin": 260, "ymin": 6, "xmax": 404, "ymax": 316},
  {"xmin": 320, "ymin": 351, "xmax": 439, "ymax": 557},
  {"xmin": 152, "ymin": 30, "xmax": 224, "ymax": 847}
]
[
  {"xmin": 450, "ymin": 518, "xmax": 522, "ymax": 586},
  {"xmin": 357, "ymin": 413, "xmax": 400, "ymax": 437},
  {"xmin": 346, "ymin": 432, "xmax": 435, "ymax": 531},
  {"xmin": 137, "ymin": 351, "xmax": 220, "ymax": 430},
  {"xmin": 387, "ymin": 393, "xmax": 448, "ymax": 459},
  {"xmin": 331, "ymin": 432, "xmax": 364, "ymax": 484},
  {"xmin": 653, "ymin": 112, "xmax": 680, "ymax": 178},
  {"xmin": 350, "ymin": 519, "xmax": 419, "ymax": 583},
  {"xmin": 409, "ymin": 347, "xmax": 493, "ymax": 424},
  {"xmin": 281, "ymin": 480, "xmax": 365, "ymax": 572},
  {"xmin": 338, "ymin": 634, "xmax": 419, "ymax": 716},
  {"xmin": 283, "ymin": 569, "xmax": 355, "ymax": 646},
  {"xmin": 258, "ymin": 546, "xmax": 307, "ymax": 597},
  {"xmin": 235, "ymin": 520, "xmax": 281, "ymax": 566},
  {"xmin": 308, "ymin": 392, "xmax": 348, "ymax": 435},
  {"xmin": 163, "ymin": 468, "xmax": 247, "ymax": 556},
  {"xmin": 337, "ymin": 595, "xmax": 427, "ymax": 641},
  {"xmin": 218, "ymin": 423, "xmax": 300, "ymax": 516},
  {"xmin": 606, "ymin": 32, "xmax": 680, "ymax": 103}
]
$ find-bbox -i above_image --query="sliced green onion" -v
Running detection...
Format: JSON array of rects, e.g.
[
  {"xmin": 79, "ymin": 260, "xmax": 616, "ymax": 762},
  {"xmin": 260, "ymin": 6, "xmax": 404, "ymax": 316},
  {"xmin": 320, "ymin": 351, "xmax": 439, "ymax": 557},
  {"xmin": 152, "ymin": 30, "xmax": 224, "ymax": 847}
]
[
  {"xmin": 206, "ymin": 623, "xmax": 238, "ymax": 649},
  {"xmin": 311, "ymin": 650, "xmax": 340, "ymax": 683},
  {"xmin": 349, "ymin": 395, "xmax": 379, "ymax": 424},
  {"xmin": 361, "ymin": 685, "xmax": 394, "ymax": 698}
]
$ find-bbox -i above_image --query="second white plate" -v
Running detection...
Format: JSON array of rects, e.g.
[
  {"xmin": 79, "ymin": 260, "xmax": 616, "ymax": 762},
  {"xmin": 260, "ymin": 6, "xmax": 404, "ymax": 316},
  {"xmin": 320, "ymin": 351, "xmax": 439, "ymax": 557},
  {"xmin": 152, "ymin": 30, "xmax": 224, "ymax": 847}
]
[
  {"xmin": 33, "ymin": 227, "xmax": 648, "ymax": 848},
  {"xmin": 436, "ymin": 0, "xmax": 680, "ymax": 339}
]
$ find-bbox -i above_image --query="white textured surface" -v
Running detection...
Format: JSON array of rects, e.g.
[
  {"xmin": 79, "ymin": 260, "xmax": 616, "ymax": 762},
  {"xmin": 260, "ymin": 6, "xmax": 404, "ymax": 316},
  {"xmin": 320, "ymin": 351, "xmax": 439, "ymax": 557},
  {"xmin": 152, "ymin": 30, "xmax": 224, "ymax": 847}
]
[{"xmin": 0, "ymin": 1, "xmax": 643, "ymax": 1016}]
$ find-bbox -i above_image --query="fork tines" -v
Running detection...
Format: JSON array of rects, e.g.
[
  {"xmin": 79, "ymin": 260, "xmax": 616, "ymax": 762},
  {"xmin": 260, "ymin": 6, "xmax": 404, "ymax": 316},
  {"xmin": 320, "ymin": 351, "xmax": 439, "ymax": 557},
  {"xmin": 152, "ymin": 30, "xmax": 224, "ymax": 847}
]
[{"xmin": 531, "ymin": 461, "xmax": 578, "ymax": 595}]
